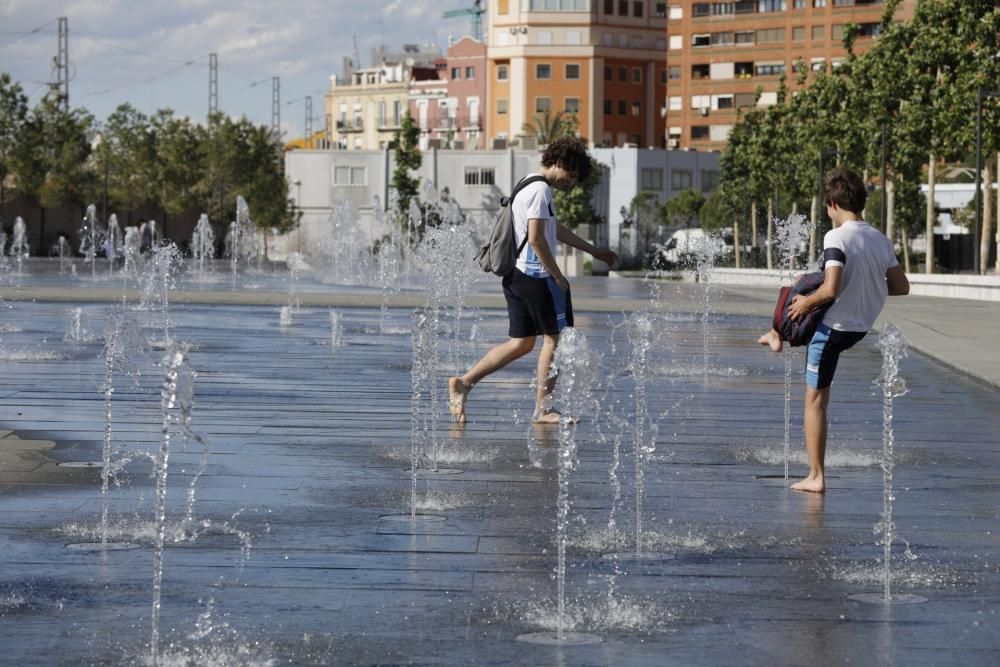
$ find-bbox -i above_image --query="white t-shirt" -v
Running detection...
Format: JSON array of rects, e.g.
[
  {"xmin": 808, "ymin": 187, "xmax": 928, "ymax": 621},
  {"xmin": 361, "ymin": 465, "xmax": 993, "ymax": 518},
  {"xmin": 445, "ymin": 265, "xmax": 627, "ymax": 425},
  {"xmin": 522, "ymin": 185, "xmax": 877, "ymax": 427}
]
[
  {"xmin": 512, "ymin": 174, "xmax": 558, "ymax": 278},
  {"xmin": 821, "ymin": 220, "xmax": 898, "ymax": 332}
]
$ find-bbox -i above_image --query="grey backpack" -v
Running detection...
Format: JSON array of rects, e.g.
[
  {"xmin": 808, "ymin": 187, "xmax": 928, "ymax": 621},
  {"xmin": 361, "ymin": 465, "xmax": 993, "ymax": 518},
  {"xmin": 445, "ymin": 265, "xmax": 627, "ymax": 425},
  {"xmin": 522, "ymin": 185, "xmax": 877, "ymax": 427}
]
[{"xmin": 475, "ymin": 175, "xmax": 548, "ymax": 277}]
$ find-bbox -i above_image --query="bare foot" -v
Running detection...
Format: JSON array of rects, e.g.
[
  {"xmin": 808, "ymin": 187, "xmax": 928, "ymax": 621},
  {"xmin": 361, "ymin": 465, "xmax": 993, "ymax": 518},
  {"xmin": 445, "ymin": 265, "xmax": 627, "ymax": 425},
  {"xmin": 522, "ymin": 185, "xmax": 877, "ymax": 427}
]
[
  {"xmin": 531, "ymin": 409, "xmax": 562, "ymax": 425},
  {"xmin": 790, "ymin": 476, "xmax": 825, "ymax": 493},
  {"xmin": 448, "ymin": 377, "xmax": 470, "ymax": 424},
  {"xmin": 757, "ymin": 329, "xmax": 783, "ymax": 353}
]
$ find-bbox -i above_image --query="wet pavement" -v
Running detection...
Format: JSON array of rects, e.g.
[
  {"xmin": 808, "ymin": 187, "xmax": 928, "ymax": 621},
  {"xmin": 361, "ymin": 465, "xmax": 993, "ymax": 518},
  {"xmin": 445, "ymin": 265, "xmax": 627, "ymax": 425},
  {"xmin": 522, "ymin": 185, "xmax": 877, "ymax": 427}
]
[{"xmin": 0, "ymin": 262, "xmax": 998, "ymax": 665}]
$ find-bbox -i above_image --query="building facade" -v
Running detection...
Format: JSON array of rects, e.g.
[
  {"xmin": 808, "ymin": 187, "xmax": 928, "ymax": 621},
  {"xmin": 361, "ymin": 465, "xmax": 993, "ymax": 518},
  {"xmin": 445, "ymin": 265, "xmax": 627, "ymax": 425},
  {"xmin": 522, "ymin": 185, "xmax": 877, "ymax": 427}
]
[
  {"xmin": 665, "ymin": 0, "xmax": 915, "ymax": 150},
  {"xmin": 486, "ymin": 0, "xmax": 668, "ymax": 148}
]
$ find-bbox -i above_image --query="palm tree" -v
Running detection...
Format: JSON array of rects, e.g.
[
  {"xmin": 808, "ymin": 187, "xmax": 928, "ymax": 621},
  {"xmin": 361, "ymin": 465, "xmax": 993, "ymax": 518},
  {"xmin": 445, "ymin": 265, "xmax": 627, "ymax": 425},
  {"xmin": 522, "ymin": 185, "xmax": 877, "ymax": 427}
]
[{"xmin": 521, "ymin": 110, "xmax": 575, "ymax": 145}]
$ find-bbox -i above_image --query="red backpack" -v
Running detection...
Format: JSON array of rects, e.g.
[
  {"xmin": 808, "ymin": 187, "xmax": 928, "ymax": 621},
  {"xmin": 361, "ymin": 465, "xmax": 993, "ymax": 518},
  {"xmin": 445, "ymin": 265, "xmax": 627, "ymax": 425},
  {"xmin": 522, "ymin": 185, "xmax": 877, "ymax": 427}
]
[{"xmin": 772, "ymin": 272, "xmax": 831, "ymax": 347}]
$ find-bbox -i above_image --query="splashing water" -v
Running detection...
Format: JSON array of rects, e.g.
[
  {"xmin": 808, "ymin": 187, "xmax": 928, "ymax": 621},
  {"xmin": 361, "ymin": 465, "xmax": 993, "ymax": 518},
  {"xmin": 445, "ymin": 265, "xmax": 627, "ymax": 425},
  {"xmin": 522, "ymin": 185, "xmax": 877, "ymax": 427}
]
[
  {"xmin": 98, "ymin": 310, "xmax": 145, "ymax": 546},
  {"xmin": 79, "ymin": 205, "xmax": 105, "ymax": 279},
  {"xmin": 143, "ymin": 244, "xmax": 183, "ymax": 346},
  {"xmin": 191, "ymin": 214, "xmax": 215, "ymax": 277},
  {"xmin": 329, "ymin": 310, "xmax": 342, "ymax": 349},
  {"xmin": 410, "ymin": 309, "xmax": 434, "ymax": 518},
  {"xmin": 65, "ymin": 307, "xmax": 84, "ymax": 344},
  {"xmin": 106, "ymin": 214, "xmax": 123, "ymax": 275},
  {"xmin": 151, "ymin": 343, "xmax": 196, "ymax": 665},
  {"xmin": 550, "ymin": 327, "xmax": 598, "ymax": 642},
  {"xmin": 874, "ymin": 323, "xmax": 909, "ymax": 602},
  {"xmin": 625, "ymin": 313, "xmax": 658, "ymax": 556},
  {"xmin": 691, "ymin": 234, "xmax": 723, "ymax": 379},
  {"xmin": 775, "ymin": 214, "xmax": 814, "ymax": 479},
  {"xmin": 10, "ymin": 217, "xmax": 28, "ymax": 276}
]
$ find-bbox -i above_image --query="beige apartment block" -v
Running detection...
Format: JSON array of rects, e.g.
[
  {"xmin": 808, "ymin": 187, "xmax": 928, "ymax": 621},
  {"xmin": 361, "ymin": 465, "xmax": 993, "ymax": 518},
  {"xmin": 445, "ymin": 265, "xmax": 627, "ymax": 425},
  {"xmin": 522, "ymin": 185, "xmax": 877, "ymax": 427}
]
[
  {"xmin": 325, "ymin": 63, "xmax": 413, "ymax": 151},
  {"xmin": 487, "ymin": 0, "xmax": 669, "ymax": 148},
  {"xmin": 665, "ymin": 0, "xmax": 915, "ymax": 151}
]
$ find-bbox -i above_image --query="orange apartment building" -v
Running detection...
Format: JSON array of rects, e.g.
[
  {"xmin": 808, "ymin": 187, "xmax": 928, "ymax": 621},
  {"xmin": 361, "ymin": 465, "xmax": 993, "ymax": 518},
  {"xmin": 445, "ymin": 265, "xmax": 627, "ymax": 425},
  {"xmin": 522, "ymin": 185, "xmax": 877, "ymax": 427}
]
[
  {"xmin": 486, "ymin": 0, "xmax": 669, "ymax": 148},
  {"xmin": 666, "ymin": 0, "xmax": 915, "ymax": 151}
]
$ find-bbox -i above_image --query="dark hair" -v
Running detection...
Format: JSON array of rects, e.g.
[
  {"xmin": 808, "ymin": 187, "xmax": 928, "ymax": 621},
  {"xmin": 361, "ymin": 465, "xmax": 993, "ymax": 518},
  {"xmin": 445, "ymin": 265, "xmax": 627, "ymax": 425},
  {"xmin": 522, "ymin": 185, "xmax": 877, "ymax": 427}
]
[
  {"xmin": 823, "ymin": 167, "xmax": 866, "ymax": 215},
  {"xmin": 540, "ymin": 136, "xmax": 592, "ymax": 182}
]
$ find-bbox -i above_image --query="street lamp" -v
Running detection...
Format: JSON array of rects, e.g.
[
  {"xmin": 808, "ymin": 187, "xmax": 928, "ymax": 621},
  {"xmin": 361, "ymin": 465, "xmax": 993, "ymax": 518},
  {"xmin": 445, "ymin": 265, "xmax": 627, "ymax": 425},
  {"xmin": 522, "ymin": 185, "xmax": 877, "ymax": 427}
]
[{"xmin": 974, "ymin": 87, "xmax": 1000, "ymax": 275}]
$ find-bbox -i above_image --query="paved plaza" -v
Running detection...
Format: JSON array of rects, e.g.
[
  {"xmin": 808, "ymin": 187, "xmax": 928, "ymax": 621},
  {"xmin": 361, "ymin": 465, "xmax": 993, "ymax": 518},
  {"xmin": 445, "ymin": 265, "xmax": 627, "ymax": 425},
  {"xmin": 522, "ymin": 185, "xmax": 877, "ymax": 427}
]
[{"xmin": 0, "ymin": 262, "xmax": 998, "ymax": 665}]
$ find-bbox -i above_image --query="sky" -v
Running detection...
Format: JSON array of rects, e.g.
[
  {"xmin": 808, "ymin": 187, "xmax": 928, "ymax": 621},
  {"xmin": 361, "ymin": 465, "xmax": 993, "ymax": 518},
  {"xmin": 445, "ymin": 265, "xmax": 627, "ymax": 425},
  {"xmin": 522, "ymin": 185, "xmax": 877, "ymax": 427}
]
[{"xmin": 0, "ymin": 0, "xmax": 471, "ymax": 140}]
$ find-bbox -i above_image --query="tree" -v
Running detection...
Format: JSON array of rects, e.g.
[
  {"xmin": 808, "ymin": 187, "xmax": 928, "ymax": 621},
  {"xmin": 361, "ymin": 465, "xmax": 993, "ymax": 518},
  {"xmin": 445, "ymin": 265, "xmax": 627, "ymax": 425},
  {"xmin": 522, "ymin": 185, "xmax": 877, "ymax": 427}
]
[
  {"xmin": 0, "ymin": 73, "xmax": 29, "ymax": 208},
  {"xmin": 97, "ymin": 103, "xmax": 157, "ymax": 220},
  {"xmin": 391, "ymin": 111, "xmax": 421, "ymax": 235},
  {"xmin": 521, "ymin": 110, "xmax": 576, "ymax": 145},
  {"xmin": 151, "ymin": 109, "xmax": 203, "ymax": 218}
]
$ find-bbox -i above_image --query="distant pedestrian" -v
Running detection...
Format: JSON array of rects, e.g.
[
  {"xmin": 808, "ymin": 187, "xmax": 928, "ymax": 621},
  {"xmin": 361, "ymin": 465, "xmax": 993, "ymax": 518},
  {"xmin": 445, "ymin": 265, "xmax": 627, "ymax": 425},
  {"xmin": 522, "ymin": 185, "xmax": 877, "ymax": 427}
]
[
  {"xmin": 448, "ymin": 137, "xmax": 618, "ymax": 424},
  {"xmin": 759, "ymin": 167, "xmax": 909, "ymax": 493}
]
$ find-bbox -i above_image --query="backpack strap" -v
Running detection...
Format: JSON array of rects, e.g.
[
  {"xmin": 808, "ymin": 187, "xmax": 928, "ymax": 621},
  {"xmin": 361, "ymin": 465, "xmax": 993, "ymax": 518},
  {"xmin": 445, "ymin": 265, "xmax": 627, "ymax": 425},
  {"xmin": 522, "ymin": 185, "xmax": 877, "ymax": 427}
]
[{"xmin": 507, "ymin": 175, "xmax": 549, "ymax": 260}]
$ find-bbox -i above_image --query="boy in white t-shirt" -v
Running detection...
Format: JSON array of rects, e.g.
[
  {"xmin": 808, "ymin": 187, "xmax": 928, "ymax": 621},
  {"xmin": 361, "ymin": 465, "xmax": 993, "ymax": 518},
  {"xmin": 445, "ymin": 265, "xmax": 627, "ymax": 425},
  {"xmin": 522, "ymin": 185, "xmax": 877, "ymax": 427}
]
[
  {"xmin": 761, "ymin": 167, "xmax": 910, "ymax": 493},
  {"xmin": 447, "ymin": 137, "xmax": 618, "ymax": 424}
]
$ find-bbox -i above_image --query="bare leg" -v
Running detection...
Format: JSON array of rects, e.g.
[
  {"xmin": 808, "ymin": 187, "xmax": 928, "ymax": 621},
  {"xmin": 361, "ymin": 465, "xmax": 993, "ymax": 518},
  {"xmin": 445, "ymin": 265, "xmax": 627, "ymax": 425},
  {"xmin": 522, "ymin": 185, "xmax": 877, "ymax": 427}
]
[
  {"xmin": 757, "ymin": 328, "xmax": 784, "ymax": 353},
  {"xmin": 792, "ymin": 385, "xmax": 830, "ymax": 493},
  {"xmin": 532, "ymin": 334, "xmax": 561, "ymax": 424},
  {"xmin": 449, "ymin": 336, "xmax": 536, "ymax": 423}
]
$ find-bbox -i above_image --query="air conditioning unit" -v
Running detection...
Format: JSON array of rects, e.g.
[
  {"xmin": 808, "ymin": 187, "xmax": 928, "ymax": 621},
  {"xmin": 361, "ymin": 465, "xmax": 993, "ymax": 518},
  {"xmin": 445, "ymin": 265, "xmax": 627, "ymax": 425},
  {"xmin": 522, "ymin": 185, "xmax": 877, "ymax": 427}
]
[
  {"xmin": 492, "ymin": 138, "xmax": 508, "ymax": 150},
  {"xmin": 700, "ymin": 106, "xmax": 709, "ymax": 116}
]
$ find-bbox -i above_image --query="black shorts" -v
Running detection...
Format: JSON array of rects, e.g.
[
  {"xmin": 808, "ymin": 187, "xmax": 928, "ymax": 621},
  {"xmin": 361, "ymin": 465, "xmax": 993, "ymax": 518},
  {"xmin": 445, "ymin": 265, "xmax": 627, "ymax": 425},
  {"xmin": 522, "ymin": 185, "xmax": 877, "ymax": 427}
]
[
  {"xmin": 805, "ymin": 323, "xmax": 866, "ymax": 389},
  {"xmin": 502, "ymin": 269, "xmax": 573, "ymax": 338}
]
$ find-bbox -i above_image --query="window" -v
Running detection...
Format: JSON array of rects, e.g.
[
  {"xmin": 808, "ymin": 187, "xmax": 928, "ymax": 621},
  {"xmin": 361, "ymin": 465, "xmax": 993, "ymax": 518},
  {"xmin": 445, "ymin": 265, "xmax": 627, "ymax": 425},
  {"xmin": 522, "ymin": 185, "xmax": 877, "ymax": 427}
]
[
  {"xmin": 566, "ymin": 63, "xmax": 581, "ymax": 80},
  {"xmin": 857, "ymin": 22, "xmax": 881, "ymax": 38},
  {"xmin": 669, "ymin": 35, "xmax": 683, "ymax": 49},
  {"xmin": 668, "ymin": 65, "xmax": 682, "ymax": 80},
  {"xmin": 701, "ymin": 170, "xmax": 719, "ymax": 192},
  {"xmin": 536, "ymin": 64, "xmax": 551, "ymax": 79},
  {"xmin": 634, "ymin": 1, "xmax": 643, "ymax": 17},
  {"xmin": 693, "ymin": 2, "xmax": 710, "ymax": 16},
  {"xmin": 757, "ymin": 0, "xmax": 787, "ymax": 11},
  {"xmin": 641, "ymin": 168, "xmax": 664, "ymax": 191},
  {"xmin": 756, "ymin": 28, "xmax": 786, "ymax": 43},
  {"xmin": 794, "ymin": 0, "xmax": 805, "ymax": 6},
  {"xmin": 619, "ymin": 66, "xmax": 628, "ymax": 81},
  {"xmin": 792, "ymin": 26, "xmax": 805, "ymax": 41},
  {"xmin": 691, "ymin": 94, "xmax": 711, "ymax": 110},
  {"xmin": 604, "ymin": 99, "xmax": 612, "ymax": 114},
  {"xmin": 755, "ymin": 62, "xmax": 786, "ymax": 76},
  {"xmin": 619, "ymin": 0, "xmax": 628, "ymax": 15},
  {"xmin": 498, "ymin": 98, "xmax": 508, "ymax": 114},
  {"xmin": 529, "ymin": 0, "xmax": 588, "ymax": 8},
  {"xmin": 499, "ymin": 0, "xmax": 509, "ymax": 12},
  {"xmin": 735, "ymin": 61, "xmax": 754, "ymax": 78},
  {"xmin": 465, "ymin": 66, "xmax": 475, "ymax": 79},
  {"xmin": 716, "ymin": 95, "xmax": 734, "ymax": 109},
  {"xmin": 604, "ymin": 0, "xmax": 614, "ymax": 12},
  {"xmin": 735, "ymin": 30, "xmax": 754, "ymax": 44},
  {"xmin": 833, "ymin": 0, "xmax": 853, "ymax": 5},
  {"xmin": 734, "ymin": 92, "xmax": 755, "ymax": 107},
  {"xmin": 604, "ymin": 65, "xmax": 613, "ymax": 81},
  {"xmin": 669, "ymin": 4, "xmax": 683, "ymax": 19},
  {"xmin": 394, "ymin": 101, "xmax": 403, "ymax": 125},
  {"xmin": 811, "ymin": 59, "xmax": 826, "ymax": 72},
  {"xmin": 672, "ymin": 168, "xmax": 694, "ymax": 187},
  {"xmin": 691, "ymin": 64, "xmax": 710, "ymax": 80},
  {"xmin": 378, "ymin": 101, "xmax": 386, "ymax": 125},
  {"xmin": 735, "ymin": 0, "xmax": 755, "ymax": 11},
  {"xmin": 713, "ymin": 2, "xmax": 737, "ymax": 14},
  {"xmin": 497, "ymin": 64, "xmax": 508, "ymax": 81},
  {"xmin": 536, "ymin": 97, "xmax": 551, "ymax": 113},
  {"xmin": 668, "ymin": 96, "xmax": 682, "ymax": 110},
  {"xmin": 618, "ymin": 99, "xmax": 627, "ymax": 115},
  {"xmin": 334, "ymin": 165, "xmax": 367, "ymax": 186},
  {"xmin": 464, "ymin": 167, "xmax": 495, "ymax": 186},
  {"xmin": 692, "ymin": 34, "xmax": 710, "ymax": 47},
  {"xmin": 712, "ymin": 31, "xmax": 735, "ymax": 46},
  {"xmin": 813, "ymin": 0, "xmax": 826, "ymax": 6},
  {"xmin": 632, "ymin": 67, "xmax": 642, "ymax": 83},
  {"xmin": 831, "ymin": 24, "xmax": 844, "ymax": 40},
  {"xmin": 451, "ymin": 67, "xmax": 461, "ymax": 80},
  {"xmin": 565, "ymin": 97, "xmax": 581, "ymax": 113},
  {"xmin": 656, "ymin": 2, "xmax": 667, "ymax": 17},
  {"xmin": 631, "ymin": 101, "xmax": 641, "ymax": 116},
  {"xmin": 812, "ymin": 25, "xmax": 825, "ymax": 39}
]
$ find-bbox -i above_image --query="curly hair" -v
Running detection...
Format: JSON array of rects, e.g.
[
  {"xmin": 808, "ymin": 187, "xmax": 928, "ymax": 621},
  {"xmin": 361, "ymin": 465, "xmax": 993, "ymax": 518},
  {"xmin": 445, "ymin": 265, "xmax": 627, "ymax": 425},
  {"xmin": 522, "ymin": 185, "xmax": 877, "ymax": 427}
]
[
  {"xmin": 540, "ymin": 136, "xmax": 592, "ymax": 183},
  {"xmin": 823, "ymin": 167, "xmax": 867, "ymax": 215}
]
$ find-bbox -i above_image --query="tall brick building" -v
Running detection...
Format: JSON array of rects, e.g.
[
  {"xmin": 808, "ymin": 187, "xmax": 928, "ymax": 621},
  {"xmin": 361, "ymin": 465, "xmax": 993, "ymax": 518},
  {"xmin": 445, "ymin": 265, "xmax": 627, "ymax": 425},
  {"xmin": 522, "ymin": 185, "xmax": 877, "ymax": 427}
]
[
  {"xmin": 665, "ymin": 0, "xmax": 915, "ymax": 150},
  {"xmin": 486, "ymin": 0, "xmax": 668, "ymax": 148}
]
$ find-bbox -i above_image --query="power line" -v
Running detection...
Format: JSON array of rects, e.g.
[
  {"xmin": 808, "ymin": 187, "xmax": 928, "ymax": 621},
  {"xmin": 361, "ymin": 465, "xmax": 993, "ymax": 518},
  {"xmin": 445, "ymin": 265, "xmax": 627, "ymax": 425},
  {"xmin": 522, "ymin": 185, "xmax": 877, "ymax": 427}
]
[
  {"xmin": 73, "ymin": 32, "xmax": 204, "ymax": 65},
  {"xmin": 75, "ymin": 55, "xmax": 207, "ymax": 100}
]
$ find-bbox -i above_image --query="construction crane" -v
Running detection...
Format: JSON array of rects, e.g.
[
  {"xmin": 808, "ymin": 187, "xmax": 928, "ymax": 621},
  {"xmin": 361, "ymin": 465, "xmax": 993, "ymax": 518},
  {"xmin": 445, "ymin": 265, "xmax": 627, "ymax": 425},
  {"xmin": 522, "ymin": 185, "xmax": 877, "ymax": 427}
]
[{"xmin": 442, "ymin": 0, "xmax": 486, "ymax": 43}]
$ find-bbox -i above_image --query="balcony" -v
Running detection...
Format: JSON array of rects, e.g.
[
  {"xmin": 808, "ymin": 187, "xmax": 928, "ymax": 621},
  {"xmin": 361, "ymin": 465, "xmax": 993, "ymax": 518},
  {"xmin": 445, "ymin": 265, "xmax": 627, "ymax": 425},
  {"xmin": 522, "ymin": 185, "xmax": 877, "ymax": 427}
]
[
  {"xmin": 336, "ymin": 119, "xmax": 364, "ymax": 133},
  {"xmin": 377, "ymin": 118, "xmax": 402, "ymax": 131}
]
